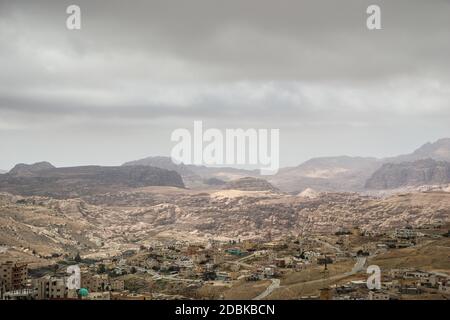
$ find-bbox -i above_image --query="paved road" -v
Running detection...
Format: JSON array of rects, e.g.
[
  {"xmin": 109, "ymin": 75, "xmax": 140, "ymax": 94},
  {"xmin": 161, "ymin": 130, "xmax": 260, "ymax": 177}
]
[
  {"xmin": 347, "ymin": 257, "xmax": 367, "ymax": 275},
  {"xmin": 237, "ymin": 252, "xmax": 257, "ymax": 262},
  {"xmin": 253, "ymin": 279, "xmax": 281, "ymax": 300},
  {"xmin": 252, "ymin": 256, "xmax": 367, "ymax": 300},
  {"xmin": 229, "ymin": 252, "xmax": 258, "ymax": 269}
]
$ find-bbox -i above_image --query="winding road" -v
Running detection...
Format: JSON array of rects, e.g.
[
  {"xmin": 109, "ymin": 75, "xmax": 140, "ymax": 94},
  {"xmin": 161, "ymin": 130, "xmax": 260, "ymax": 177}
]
[
  {"xmin": 252, "ymin": 256, "xmax": 367, "ymax": 300},
  {"xmin": 253, "ymin": 279, "xmax": 281, "ymax": 300}
]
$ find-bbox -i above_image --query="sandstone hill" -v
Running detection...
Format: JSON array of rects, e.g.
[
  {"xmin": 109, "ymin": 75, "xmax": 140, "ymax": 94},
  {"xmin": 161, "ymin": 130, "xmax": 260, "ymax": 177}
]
[
  {"xmin": 8, "ymin": 161, "xmax": 55, "ymax": 176},
  {"xmin": 269, "ymin": 156, "xmax": 382, "ymax": 192},
  {"xmin": 1, "ymin": 184, "xmax": 449, "ymax": 262},
  {"xmin": 0, "ymin": 163, "xmax": 185, "ymax": 198},
  {"xmin": 388, "ymin": 138, "xmax": 450, "ymax": 163},
  {"xmin": 270, "ymin": 138, "xmax": 450, "ymax": 192},
  {"xmin": 224, "ymin": 177, "xmax": 279, "ymax": 192},
  {"xmin": 365, "ymin": 159, "xmax": 450, "ymax": 190}
]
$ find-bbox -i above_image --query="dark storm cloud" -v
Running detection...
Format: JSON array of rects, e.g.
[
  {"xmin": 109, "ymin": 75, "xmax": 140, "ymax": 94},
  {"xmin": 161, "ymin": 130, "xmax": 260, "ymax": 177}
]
[
  {"xmin": 2, "ymin": 0, "xmax": 450, "ymax": 81},
  {"xmin": 0, "ymin": 0, "xmax": 450, "ymax": 169}
]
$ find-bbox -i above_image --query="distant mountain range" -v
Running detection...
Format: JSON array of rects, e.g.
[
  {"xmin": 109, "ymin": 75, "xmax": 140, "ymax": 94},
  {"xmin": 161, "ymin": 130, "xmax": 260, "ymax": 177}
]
[
  {"xmin": 2, "ymin": 138, "xmax": 450, "ymax": 195},
  {"xmin": 122, "ymin": 138, "xmax": 450, "ymax": 192},
  {"xmin": 267, "ymin": 156, "xmax": 382, "ymax": 192},
  {"xmin": 387, "ymin": 138, "xmax": 450, "ymax": 163},
  {"xmin": 0, "ymin": 163, "xmax": 184, "ymax": 198},
  {"xmin": 269, "ymin": 138, "xmax": 450, "ymax": 192},
  {"xmin": 123, "ymin": 156, "xmax": 258, "ymax": 188}
]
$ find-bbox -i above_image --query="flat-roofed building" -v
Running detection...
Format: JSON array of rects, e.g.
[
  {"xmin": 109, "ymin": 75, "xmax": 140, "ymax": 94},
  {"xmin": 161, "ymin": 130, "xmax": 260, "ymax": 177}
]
[
  {"xmin": 3, "ymin": 288, "xmax": 34, "ymax": 300},
  {"xmin": 0, "ymin": 261, "xmax": 28, "ymax": 292},
  {"xmin": 368, "ymin": 291, "xmax": 390, "ymax": 300},
  {"xmin": 33, "ymin": 275, "xmax": 68, "ymax": 300},
  {"xmin": 81, "ymin": 273, "xmax": 110, "ymax": 292},
  {"xmin": 111, "ymin": 279, "xmax": 125, "ymax": 292}
]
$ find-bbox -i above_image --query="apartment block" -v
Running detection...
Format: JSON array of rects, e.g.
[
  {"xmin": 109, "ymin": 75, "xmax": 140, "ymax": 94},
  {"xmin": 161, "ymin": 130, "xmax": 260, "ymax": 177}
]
[
  {"xmin": 0, "ymin": 261, "xmax": 28, "ymax": 292},
  {"xmin": 33, "ymin": 275, "xmax": 68, "ymax": 300}
]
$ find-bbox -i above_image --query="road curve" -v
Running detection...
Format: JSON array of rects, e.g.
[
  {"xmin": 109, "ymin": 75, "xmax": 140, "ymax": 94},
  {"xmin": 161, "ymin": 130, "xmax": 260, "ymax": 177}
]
[{"xmin": 253, "ymin": 279, "xmax": 281, "ymax": 300}]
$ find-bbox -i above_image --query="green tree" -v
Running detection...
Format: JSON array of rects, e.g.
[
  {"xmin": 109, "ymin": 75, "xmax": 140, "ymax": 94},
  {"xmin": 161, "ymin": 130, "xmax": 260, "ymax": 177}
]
[
  {"xmin": 74, "ymin": 252, "xmax": 82, "ymax": 263},
  {"xmin": 97, "ymin": 263, "xmax": 106, "ymax": 274}
]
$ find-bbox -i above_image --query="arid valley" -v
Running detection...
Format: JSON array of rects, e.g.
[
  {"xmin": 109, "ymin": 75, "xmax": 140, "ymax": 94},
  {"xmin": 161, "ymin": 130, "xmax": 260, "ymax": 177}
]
[{"xmin": 1, "ymin": 139, "xmax": 449, "ymax": 300}]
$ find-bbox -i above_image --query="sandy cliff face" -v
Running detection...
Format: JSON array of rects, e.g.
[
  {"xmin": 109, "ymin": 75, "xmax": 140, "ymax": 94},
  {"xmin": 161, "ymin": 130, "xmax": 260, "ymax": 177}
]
[
  {"xmin": 269, "ymin": 139, "xmax": 450, "ymax": 193},
  {"xmin": 365, "ymin": 159, "xmax": 450, "ymax": 190},
  {"xmin": 388, "ymin": 138, "xmax": 450, "ymax": 163}
]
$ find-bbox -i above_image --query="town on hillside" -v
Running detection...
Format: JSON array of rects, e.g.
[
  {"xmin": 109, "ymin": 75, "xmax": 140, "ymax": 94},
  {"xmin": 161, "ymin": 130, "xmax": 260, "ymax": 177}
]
[{"xmin": 2, "ymin": 224, "xmax": 449, "ymax": 300}]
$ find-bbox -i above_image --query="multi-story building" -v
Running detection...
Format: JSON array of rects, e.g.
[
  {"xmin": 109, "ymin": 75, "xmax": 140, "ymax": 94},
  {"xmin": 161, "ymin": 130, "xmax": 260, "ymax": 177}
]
[
  {"xmin": 33, "ymin": 275, "xmax": 68, "ymax": 300},
  {"xmin": 81, "ymin": 272, "xmax": 125, "ymax": 293},
  {"xmin": 0, "ymin": 261, "xmax": 28, "ymax": 292},
  {"xmin": 0, "ymin": 278, "xmax": 6, "ymax": 299},
  {"xmin": 3, "ymin": 288, "xmax": 34, "ymax": 300},
  {"xmin": 394, "ymin": 228, "xmax": 419, "ymax": 240},
  {"xmin": 81, "ymin": 273, "xmax": 110, "ymax": 292},
  {"xmin": 439, "ymin": 281, "xmax": 450, "ymax": 293},
  {"xmin": 110, "ymin": 279, "xmax": 125, "ymax": 292}
]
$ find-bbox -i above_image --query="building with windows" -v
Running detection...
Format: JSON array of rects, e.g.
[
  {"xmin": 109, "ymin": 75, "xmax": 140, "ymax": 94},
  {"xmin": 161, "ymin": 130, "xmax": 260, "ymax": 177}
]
[
  {"xmin": 3, "ymin": 288, "xmax": 34, "ymax": 300},
  {"xmin": 33, "ymin": 275, "xmax": 68, "ymax": 300},
  {"xmin": 0, "ymin": 261, "xmax": 28, "ymax": 292}
]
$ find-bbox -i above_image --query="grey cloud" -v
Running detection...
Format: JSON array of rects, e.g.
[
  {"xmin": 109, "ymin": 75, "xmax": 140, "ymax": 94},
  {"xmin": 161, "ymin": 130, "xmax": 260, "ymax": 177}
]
[
  {"xmin": 1, "ymin": 0, "xmax": 450, "ymax": 82},
  {"xmin": 0, "ymin": 0, "xmax": 450, "ymax": 169}
]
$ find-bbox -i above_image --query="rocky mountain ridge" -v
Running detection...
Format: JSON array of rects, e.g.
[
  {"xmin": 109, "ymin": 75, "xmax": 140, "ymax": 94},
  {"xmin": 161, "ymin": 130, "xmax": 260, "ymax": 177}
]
[
  {"xmin": 365, "ymin": 159, "xmax": 450, "ymax": 190},
  {"xmin": 0, "ymin": 163, "xmax": 185, "ymax": 198},
  {"xmin": 122, "ymin": 138, "xmax": 450, "ymax": 192}
]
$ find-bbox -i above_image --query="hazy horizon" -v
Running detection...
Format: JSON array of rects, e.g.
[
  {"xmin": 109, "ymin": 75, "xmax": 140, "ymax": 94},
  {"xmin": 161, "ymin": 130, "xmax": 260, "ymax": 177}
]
[{"xmin": 1, "ymin": 136, "xmax": 449, "ymax": 172}]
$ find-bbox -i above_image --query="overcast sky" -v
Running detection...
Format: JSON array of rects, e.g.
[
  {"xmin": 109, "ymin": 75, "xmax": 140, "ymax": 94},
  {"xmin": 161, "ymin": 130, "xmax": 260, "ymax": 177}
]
[{"xmin": 0, "ymin": 0, "xmax": 449, "ymax": 170}]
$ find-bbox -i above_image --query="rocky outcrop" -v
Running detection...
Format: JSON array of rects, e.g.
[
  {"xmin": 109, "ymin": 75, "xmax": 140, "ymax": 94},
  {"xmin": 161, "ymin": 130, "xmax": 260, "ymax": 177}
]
[
  {"xmin": 123, "ymin": 156, "xmax": 195, "ymax": 177},
  {"xmin": 365, "ymin": 159, "xmax": 450, "ymax": 190},
  {"xmin": 297, "ymin": 188, "xmax": 320, "ymax": 199},
  {"xmin": 270, "ymin": 138, "xmax": 450, "ymax": 192},
  {"xmin": 0, "ymin": 164, "xmax": 185, "ymax": 198},
  {"xmin": 203, "ymin": 177, "xmax": 226, "ymax": 186},
  {"xmin": 8, "ymin": 161, "xmax": 55, "ymax": 177},
  {"xmin": 224, "ymin": 177, "xmax": 278, "ymax": 192},
  {"xmin": 388, "ymin": 138, "xmax": 450, "ymax": 163}
]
